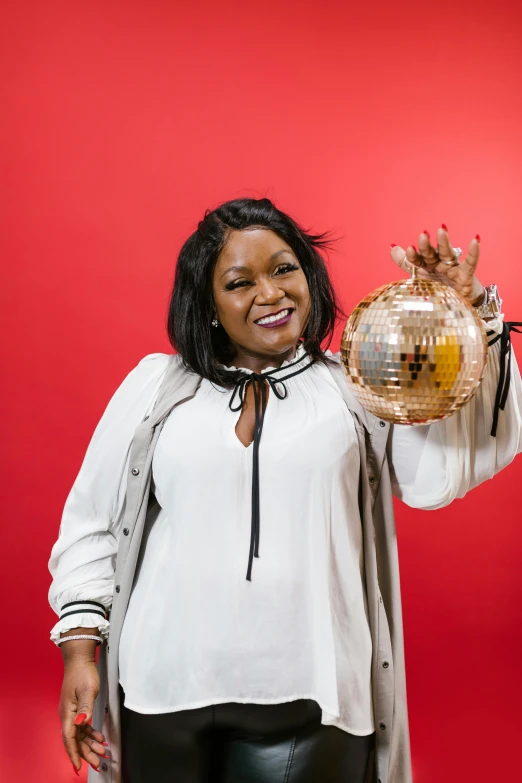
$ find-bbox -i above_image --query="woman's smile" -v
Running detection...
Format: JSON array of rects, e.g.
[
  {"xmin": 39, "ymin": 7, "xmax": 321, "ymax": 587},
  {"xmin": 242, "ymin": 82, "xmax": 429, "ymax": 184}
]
[{"xmin": 254, "ymin": 307, "xmax": 294, "ymax": 328}]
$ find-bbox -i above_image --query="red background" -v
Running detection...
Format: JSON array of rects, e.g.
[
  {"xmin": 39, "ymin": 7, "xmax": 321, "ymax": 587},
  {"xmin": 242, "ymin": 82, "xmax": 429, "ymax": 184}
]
[{"xmin": 2, "ymin": 1, "xmax": 521, "ymax": 780}]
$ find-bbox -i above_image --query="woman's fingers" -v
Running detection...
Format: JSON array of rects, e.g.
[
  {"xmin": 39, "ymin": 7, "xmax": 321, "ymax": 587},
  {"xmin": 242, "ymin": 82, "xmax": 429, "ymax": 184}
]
[
  {"xmin": 61, "ymin": 709, "xmax": 83, "ymax": 773},
  {"xmin": 435, "ymin": 228, "xmax": 480, "ymax": 281},
  {"xmin": 417, "ymin": 231, "xmax": 439, "ymax": 266},
  {"xmin": 59, "ymin": 662, "xmax": 103, "ymax": 772},
  {"xmin": 390, "ymin": 229, "xmax": 481, "ymax": 298},
  {"xmin": 82, "ymin": 723, "xmax": 107, "ymax": 745},
  {"xmin": 435, "ymin": 226, "xmax": 458, "ymax": 264},
  {"xmin": 390, "ymin": 244, "xmax": 421, "ymax": 272},
  {"xmin": 460, "ymin": 237, "xmax": 480, "ymax": 275},
  {"xmin": 80, "ymin": 724, "xmax": 109, "ymax": 757},
  {"xmin": 392, "ymin": 229, "xmax": 463, "ymax": 269},
  {"xmin": 78, "ymin": 735, "xmax": 108, "ymax": 768}
]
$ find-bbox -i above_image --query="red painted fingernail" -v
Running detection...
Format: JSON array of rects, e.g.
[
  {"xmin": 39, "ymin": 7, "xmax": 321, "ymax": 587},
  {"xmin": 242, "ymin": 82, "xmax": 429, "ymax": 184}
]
[
  {"xmin": 411, "ymin": 245, "xmax": 417, "ymax": 253},
  {"xmin": 74, "ymin": 713, "xmax": 87, "ymax": 725},
  {"xmin": 71, "ymin": 762, "xmax": 80, "ymax": 776},
  {"xmin": 90, "ymin": 764, "xmax": 101, "ymax": 773},
  {"xmin": 390, "ymin": 243, "xmax": 397, "ymax": 248},
  {"xmin": 102, "ymin": 741, "xmax": 109, "ymax": 746},
  {"xmin": 475, "ymin": 234, "xmax": 480, "ymax": 241},
  {"xmin": 441, "ymin": 223, "xmax": 448, "ymax": 230},
  {"xmin": 101, "ymin": 754, "xmax": 111, "ymax": 758},
  {"xmin": 423, "ymin": 229, "xmax": 430, "ymax": 238}
]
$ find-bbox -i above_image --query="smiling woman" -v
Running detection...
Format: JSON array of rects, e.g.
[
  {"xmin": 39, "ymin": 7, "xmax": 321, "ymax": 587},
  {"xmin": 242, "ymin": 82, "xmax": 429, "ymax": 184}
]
[
  {"xmin": 213, "ymin": 230, "xmax": 311, "ymax": 365},
  {"xmin": 48, "ymin": 197, "xmax": 522, "ymax": 783},
  {"xmin": 167, "ymin": 198, "xmax": 345, "ymax": 388}
]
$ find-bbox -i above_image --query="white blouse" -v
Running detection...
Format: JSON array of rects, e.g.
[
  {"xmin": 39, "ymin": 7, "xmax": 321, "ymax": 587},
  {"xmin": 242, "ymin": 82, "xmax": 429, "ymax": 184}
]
[
  {"xmin": 118, "ymin": 345, "xmax": 374, "ymax": 735},
  {"xmin": 48, "ymin": 315, "xmax": 522, "ymax": 735}
]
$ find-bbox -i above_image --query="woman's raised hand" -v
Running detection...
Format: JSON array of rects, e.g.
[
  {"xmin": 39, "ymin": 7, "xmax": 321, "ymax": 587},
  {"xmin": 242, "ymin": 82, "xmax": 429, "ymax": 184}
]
[
  {"xmin": 59, "ymin": 658, "xmax": 109, "ymax": 775},
  {"xmin": 389, "ymin": 225, "xmax": 485, "ymax": 305}
]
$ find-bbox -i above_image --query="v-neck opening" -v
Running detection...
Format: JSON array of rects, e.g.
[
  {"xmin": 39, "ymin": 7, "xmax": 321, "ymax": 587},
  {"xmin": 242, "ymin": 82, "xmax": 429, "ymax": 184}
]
[{"xmin": 232, "ymin": 384, "xmax": 270, "ymax": 450}]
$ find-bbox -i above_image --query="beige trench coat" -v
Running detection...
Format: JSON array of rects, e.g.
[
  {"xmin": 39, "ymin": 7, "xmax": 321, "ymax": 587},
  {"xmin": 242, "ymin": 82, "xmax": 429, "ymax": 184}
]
[{"xmin": 88, "ymin": 352, "xmax": 410, "ymax": 783}]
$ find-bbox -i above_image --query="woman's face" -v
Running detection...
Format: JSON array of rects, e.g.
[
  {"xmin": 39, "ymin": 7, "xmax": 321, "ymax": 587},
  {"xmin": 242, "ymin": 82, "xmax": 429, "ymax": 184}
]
[{"xmin": 212, "ymin": 228, "xmax": 311, "ymax": 367}]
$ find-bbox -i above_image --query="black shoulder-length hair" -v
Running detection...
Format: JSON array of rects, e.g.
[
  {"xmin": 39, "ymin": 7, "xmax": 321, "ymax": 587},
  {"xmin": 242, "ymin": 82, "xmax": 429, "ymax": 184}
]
[{"xmin": 166, "ymin": 197, "xmax": 345, "ymax": 389}]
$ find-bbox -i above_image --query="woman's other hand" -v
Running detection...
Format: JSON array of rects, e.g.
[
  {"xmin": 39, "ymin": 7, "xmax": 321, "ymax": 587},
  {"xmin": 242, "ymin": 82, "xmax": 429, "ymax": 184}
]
[
  {"xmin": 389, "ymin": 225, "xmax": 485, "ymax": 305},
  {"xmin": 59, "ymin": 659, "xmax": 109, "ymax": 775}
]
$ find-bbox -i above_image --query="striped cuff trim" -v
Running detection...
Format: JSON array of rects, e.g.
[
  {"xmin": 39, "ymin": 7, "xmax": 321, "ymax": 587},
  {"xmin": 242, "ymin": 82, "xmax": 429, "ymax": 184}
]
[
  {"xmin": 59, "ymin": 600, "xmax": 108, "ymax": 621},
  {"xmin": 59, "ymin": 608, "xmax": 107, "ymax": 621}
]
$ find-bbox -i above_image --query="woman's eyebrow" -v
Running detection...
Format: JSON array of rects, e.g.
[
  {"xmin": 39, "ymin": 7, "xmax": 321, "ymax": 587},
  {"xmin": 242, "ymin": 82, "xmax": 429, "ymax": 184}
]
[
  {"xmin": 220, "ymin": 264, "xmax": 251, "ymax": 279},
  {"xmin": 220, "ymin": 250, "xmax": 294, "ymax": 280},
  {"xmin": 269, "ymin": 248, "xmax": 294, "ymax": 261}
]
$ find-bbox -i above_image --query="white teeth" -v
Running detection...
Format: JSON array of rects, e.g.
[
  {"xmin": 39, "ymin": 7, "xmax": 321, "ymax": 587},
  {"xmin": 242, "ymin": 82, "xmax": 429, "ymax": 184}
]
[{"xmin": 256, "ymin": 309, "xmax": 291, "ymax": 325}]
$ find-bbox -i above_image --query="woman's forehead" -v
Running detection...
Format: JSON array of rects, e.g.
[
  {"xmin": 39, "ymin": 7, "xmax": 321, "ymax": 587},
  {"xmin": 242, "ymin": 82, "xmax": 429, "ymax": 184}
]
[{"xmin": 216, "ymin": 228, "xmax": 294, "ymax": 269}]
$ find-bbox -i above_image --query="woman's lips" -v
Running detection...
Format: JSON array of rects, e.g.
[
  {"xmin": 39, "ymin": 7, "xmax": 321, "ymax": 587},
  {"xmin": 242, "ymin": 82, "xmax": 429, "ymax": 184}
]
[{"xmin": 254, "ymin": 308, "xmax": 294, "ymax": 328}]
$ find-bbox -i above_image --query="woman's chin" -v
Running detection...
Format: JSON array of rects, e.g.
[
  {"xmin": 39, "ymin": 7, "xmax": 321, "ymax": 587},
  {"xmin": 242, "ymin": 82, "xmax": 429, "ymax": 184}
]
[
  {"xmin": 229, "ymin": 323, "xmax": 303, "ymax": 362},
  {"xmin": 254, "ymin": 334, "xmax": 301, "ymax": 358}
]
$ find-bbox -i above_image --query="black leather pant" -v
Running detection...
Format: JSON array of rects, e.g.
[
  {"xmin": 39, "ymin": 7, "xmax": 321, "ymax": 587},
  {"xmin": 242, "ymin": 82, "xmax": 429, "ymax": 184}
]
[{"xmin": 119, "ymin": 684, "xmax": 375, "ymax": 782}]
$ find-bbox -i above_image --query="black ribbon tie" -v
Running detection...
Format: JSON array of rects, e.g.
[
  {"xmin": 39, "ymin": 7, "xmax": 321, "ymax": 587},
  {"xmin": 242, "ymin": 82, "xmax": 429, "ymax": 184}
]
[
  {"xmin": 228, "ymin": 350, "xmax": 315, "ymax": 581},
  {"xmin": 486, "ymin": 322, "xmax": 522, "ymax": 437}
]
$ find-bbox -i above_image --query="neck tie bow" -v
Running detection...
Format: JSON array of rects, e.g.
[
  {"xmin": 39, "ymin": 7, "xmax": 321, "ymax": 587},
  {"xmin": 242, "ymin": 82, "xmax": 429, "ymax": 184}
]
[{"xmin": 228, "ymin": 351, "xmax": 315, "ymax": 581}]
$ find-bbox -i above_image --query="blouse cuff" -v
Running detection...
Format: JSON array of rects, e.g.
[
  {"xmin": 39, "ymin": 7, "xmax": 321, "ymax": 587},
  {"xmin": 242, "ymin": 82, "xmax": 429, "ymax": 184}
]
[
  {"xmin": 482, "ymin": 313, "xmax": 504, "ymax": 340},
  {"xmin": 50, "ymin": 600, "xmax": 110, "ymax": 645}
]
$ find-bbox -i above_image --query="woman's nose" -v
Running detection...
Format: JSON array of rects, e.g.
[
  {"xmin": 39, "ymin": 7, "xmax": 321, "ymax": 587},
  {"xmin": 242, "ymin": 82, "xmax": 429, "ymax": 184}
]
[{"xmin": 255, "ymin": 279, "xmax": 285, "ymax": 303}]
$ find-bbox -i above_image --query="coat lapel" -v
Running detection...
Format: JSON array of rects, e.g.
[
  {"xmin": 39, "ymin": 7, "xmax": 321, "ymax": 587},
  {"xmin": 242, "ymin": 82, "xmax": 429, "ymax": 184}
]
[{"xmin": 93, "ymin": 354, "xmax": 202, "ymax": 783}]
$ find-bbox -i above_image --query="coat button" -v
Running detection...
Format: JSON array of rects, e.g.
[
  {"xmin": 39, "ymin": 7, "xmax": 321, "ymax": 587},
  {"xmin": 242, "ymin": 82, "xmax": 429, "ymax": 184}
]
[
  {"xmin": 382, "ymin": 661, "xmax": 389, "ymax": 668},
  {"xmin": 379, "ymin": 421, "xmax": 386, "ymax": 427},
  {"xmin": 369, "ymin": 476, "xmax": 376, "ymax": 484},
  {"xmin": 131, "ymin": 467, "xmax": 140, "ymax": 476},
  {"xmin": 379, "ymin": 722, "xmax": 386, "ymax": 731},
  {"xmin": 123, "ymin": 528, "xmax": 129, "ymax": 536},
  {"xmin": 115, "ymin": 585, "xmax": 120, "ymax": 593},
  {"xmin": 101, "ymin": 762, "xmax": 108, "ymax": 771}
]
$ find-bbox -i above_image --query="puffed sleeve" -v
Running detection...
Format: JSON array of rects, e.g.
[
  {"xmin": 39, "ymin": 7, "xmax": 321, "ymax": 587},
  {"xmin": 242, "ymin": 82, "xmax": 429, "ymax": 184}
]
[
  {"xmin": 47, "ymin": 353, "xmax": 170, "ymax": 645},
  {"xmin": 387, "ymin": 315, "xmax": 522, "ymax": 509}
]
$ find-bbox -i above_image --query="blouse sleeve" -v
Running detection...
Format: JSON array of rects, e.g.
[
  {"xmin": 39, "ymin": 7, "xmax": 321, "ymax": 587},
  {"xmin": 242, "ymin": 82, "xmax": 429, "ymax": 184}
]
[
  {"xmin": 386, "ymin": 315, "xmax": 522, "ymax": 510},
  {"xmin": 47, "ymin": 353, "xmax": 170, "ymax": 645}
]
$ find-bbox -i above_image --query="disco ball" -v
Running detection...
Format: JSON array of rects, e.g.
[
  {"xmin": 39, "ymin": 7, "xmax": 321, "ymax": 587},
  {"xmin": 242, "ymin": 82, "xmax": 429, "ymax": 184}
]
[{"xmin": 340, "ymin": 270, "xmax": 488, "ymax": 425}]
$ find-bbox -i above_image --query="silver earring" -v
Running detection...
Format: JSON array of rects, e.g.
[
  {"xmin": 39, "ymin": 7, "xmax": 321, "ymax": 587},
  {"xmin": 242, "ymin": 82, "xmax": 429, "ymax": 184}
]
[{"xmin": 211, "ymin": 319, "xmax": 219, "ymax": 327}]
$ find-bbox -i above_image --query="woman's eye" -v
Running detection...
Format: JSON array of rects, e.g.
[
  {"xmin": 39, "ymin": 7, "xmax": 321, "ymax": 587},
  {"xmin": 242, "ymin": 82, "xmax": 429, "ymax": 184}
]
[
  {"xmin": 275, "ymin": 263, "xmax": 299, "ymax": 276},
  {"xmin": 224, "ymin": 264, "xmax": 298, "ymax": 290},
  {"xmin": 225, "ymin": 280, "xmax": 251, "ymax": 291}
]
